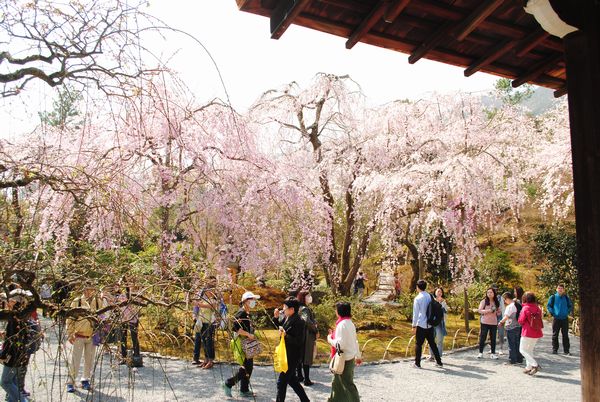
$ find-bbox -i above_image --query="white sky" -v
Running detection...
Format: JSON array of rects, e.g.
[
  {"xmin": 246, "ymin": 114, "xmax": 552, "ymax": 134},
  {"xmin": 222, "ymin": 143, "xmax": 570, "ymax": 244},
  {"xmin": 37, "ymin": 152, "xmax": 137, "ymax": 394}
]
[
  {"xmin": 147, "ymin": 0, "xmax": 500, "ymax": 110},
  {"xmin": 2, "ymin": 1, "xmax": 502, "ymax": 136}
]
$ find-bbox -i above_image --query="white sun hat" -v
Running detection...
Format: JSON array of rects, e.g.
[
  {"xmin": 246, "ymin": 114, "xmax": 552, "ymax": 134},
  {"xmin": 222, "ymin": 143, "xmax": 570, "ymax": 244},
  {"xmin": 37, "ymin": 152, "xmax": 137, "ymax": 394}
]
[{"xmin": 241, "ymin": 291, "xmax": 261, "ymax": 302}]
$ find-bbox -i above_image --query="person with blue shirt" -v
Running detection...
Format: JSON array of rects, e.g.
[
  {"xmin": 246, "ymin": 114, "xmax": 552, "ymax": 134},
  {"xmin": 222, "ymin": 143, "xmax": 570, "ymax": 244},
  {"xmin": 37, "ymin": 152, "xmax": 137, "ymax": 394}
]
[
  {"xmin": 547, "ymin": 284, "xmax": 573, "ymax": 355},
  {"xmin": 411, "ymin": 279, "xmax": 443, "ymax": 368}
]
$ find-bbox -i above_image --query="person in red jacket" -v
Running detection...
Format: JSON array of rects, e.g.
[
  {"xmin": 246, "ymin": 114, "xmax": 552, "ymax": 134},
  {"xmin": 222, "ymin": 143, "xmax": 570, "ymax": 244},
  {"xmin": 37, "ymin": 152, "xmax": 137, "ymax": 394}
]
[{"xmin": 518, "ymin": 292, "xmax": 544, "ymax": 375}]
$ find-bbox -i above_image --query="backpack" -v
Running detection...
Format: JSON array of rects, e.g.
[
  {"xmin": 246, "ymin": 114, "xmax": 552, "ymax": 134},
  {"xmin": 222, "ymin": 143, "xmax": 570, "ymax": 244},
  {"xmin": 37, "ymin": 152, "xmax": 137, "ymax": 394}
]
[
  {"xmin": 529, "ymin": 309, "xmax": 544, "ymax": 330},
  {"xmin": 515, "ymin": 302, "xmax": 523, "ymax": 321},
  {"xmin": 426, "ymin": 294, "xmax": 444, "ymax": 327},
  {"xmin": 25, "ymin": 320, "xmax": 43, "ymax": 355}
]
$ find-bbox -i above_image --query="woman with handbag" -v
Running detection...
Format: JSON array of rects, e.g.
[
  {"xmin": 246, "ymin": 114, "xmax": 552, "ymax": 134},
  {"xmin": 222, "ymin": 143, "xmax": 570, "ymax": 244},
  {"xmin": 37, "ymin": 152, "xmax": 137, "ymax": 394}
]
[
  {"xmin": 223, "ymin": 291, "xmax": 260, "ymax": 398},
  {"xmin": 327, "ymin": 302, "xmax": 361, "ymax": 402}
]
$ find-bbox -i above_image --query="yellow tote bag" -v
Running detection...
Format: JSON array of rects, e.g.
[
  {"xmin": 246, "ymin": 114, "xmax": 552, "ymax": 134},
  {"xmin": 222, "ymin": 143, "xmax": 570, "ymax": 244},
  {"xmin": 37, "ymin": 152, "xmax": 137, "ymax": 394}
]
[{"xmin": 273, "ymin": 334, "xmax": 288, "ymax": 373}]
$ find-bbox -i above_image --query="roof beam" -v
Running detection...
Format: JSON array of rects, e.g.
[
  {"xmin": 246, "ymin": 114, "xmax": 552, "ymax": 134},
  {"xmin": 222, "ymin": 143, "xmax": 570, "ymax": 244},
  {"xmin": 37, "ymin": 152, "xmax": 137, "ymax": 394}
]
[
  {"xmin": 464, "ymin": 39, "xmax": 517, "ymax": 76},
  {"xmin": 409, "ymin": 0, "xmax": 506, "ymax": 64},
  {"xmin": 346, "ymin": 0, "xmax": 389, "ymax": 49},
  {"xmin": 515, "ymin": 29, "xmax": 550, "ymax": 57},
  {"xmin": 383, "ymin": 0, "xmax": 412, "ymax": 23},
  {"xmin": 270, "ymin": 0, "xmax": 312, "ymax": 40},
  {"xmin": 454, "ymin": 0, "xmax": 505, "ymax": 41},
  {"xmin": 512, "ymin": 54, "xmax": 564, "ymax": 87},
  {"xmin": 408, "ymin": 20, "xmax": 454, "ymax": 64},
  {"xmin": 553, "ymin": 85, "xmax": 567, "ymax": 98}
]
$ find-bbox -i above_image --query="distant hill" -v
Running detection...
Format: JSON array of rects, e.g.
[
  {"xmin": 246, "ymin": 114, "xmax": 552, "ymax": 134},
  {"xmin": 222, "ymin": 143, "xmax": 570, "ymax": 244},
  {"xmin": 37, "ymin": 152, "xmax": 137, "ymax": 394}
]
[{"xmin": 482, "ymin": 86, "xmax": 559, "ymax": 115}]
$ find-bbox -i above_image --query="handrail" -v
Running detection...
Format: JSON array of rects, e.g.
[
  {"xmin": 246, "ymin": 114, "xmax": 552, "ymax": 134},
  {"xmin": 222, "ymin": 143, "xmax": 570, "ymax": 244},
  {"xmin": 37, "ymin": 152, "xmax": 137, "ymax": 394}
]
[
  {"xmin": 451, "ymin": 328, "xmax": 462, "ymax": 349},
  {"xmin": 466, "ymin": 328, "xmax": 479, "ymax": 346},
  {"xmin": 404, "ymin": 335, "xmax": 416, "ymax": 358},
  {"xmin": 360, "ymin": 338, "xmax": 386, "ymax": 355},
  {"xmin": 382, "ymin": 336, "xmax": 403, "ymax": 360}
]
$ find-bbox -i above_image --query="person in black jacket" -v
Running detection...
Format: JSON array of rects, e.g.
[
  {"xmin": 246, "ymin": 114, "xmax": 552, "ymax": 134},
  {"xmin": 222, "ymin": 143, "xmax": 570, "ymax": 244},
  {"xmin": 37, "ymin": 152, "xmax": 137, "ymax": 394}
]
[
  {"xmin": 1, "ymin": 292, "xmax": 35, "ymax": 402},
  {"xmin": 275, "ymin": 297, "xmax": 310, "ymax": 402}
]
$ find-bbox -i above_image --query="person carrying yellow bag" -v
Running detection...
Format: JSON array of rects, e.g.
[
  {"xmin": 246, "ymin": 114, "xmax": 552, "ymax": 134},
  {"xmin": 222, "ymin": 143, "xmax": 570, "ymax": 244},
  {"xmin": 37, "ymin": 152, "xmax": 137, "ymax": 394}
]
[
  {"xmin": 274, "ymin": 333, "xmax": 288, "ymax": 373},
  {"xmin": 273, "ymin": 297, "xmax": 310, "ymax": 402},
  {"xmin": 223, "ymin": 291, "xmax": 260, "ymax": 398}
]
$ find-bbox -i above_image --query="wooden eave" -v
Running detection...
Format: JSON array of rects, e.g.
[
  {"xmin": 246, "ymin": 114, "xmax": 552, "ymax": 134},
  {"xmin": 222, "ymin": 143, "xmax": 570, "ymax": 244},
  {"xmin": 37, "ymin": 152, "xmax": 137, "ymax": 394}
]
[{"xmin": 236, "ymin": 0, "xmax": 568, "ymax": 97}]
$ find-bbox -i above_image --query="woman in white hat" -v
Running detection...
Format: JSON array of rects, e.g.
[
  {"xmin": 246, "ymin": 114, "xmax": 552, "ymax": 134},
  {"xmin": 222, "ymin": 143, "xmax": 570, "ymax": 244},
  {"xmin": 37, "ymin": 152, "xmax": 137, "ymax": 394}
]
[{"xmin": 223, "ymin": 291, "xmax": 260, "ymax": 398}]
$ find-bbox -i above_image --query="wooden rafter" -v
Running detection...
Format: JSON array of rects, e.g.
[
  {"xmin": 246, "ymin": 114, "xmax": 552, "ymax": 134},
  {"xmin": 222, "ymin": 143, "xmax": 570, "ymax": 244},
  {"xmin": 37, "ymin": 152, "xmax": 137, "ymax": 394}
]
[
  {"xmin": 383, "ymin": 0, "xmax": 412, "ymax": 23},
  {"xmin": 464, "ymin": 39, "xmax": 517, "ymax": 77},
  {"xmin": 454, "ymin": 0, "xmax": 505, "ymax": 41},
  {"xmin": 515, "ymin": 30, "xmax": 550, "ymax": 57},
  {"xmin": 512, "ymin": 54, "xmax": 564, "ymax": 87},
  {"xmin": 409, "ymin": 0, "xmax": 507, "ymax": 64},
  {"xmin": 408, "ymin": 20, "xmax": 453, "ymax": 64},
  {"xmin": 346, "ymin": 0, "xmax": 388, "ymax": 49},
  {"xmin": 270, "ymin": 0, "xmax": 312, "ymax": 40}
]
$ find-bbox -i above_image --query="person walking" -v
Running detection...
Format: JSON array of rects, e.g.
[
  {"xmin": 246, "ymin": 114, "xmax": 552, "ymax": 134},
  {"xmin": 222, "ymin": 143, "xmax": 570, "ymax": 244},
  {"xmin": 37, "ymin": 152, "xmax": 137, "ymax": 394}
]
[
  {"xmin": 477, "ymin": 287, "xmax": 501, "ymax": 359},
  {"xmin": 327, "ymin": 302, "xmax": 361, "ymax": 402},
  {"xmin": 353, "ymin": 272, "xmax": 367, "ymax": 298},
  {"xmin": 118, "ymin": 285, "xmax": 142, "ymax": 367},
  {"xmin": 411, "ymin": 280, "xmax": 443, "ymax": 368},
  {"xmin": 518, "ymin": 292, "xmax": 544, "ymax": 375},
  {"xmin": 431, "ymin": 287, "xmax": 448, "ymax": 359},
  {"xmin": 0, "ymin": 290, "xmax": 35, "ymax": 402},
  {"xmin": 223, "ymin": 291, "xmax": 260, "ymax": 398},
  {"xmin": 547, "ymin": 284, "xmax": 573, "ymax": 355},
  {"xmin": 275, "ymin": 297, "xmax": 310, "ymax": 402},
  {"xmin": 297, "ymin": 291, "xmax": 317, "ymax": 386},
  {"xmin": 498, "ymin": 292, "xmax": 524, "ymax": 365},
  {"xmin": 192, "ymin": 276, "xmax": 218, "ymax": 369},
  {"xmin": 66, "ymin": 284, "xmax": 104, "ymax": 393}
]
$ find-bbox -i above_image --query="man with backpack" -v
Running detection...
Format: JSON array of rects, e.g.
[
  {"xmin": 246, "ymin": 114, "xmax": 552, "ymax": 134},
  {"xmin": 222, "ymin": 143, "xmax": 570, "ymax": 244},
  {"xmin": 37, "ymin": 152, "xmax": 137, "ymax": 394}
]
[
  {"xmin": 547, "ymin": 284, "xmax": 573, "ymax": 355},
  {"xmin": 66, "ymin": 283, "xmax": 105, "ymax": 392},
  {"xmin": 498, "ymin": 292, "xmax": 523, "ymax": 365},
  {"xmin": 411, "ymin": 279, "xmax": 443, "ymax": 368}
]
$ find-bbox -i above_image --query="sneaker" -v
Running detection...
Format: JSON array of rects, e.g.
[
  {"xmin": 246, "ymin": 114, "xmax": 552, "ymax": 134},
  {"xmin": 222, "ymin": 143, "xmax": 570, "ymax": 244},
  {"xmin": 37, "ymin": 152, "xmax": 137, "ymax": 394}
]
[
  {"xmin": 411, "ymin": 363, "xmax": 422, "ymax": 369},
  {"xmin": 192, "ymin": 360, "xmax": 203, "ymax": 365},
  {"xmin": 552, "ymin": 350, "xmax": 558, "ymax": 354},
  {"xmin": 222, "ymin": 383, "xmax": 232, "ymax": 397},
  {"xmin": 81, "ymin": 380, "xmax": 91, "ymax": 391},
  {"xmin": 435, "ymin": 362, "xmax": 444, "ymax": 368},
  {"xmin": 564, "ymin": 352, "xmax": 571, "ymax": 356},
  {"xmin": 477, "ymin": 353, "xmax": 483, "ymax": 359},
  {"xmin": 66, "ymin": 384, "xmax": 75, "ymax": 393},
  {"xmin": 490, "ymin": 354, "xmax": 498, "ymax": 360},
  {"xmin": 240, "ymin": 391, "xmax": 254, "ymax": 397},
  {"xmin": 498, "ymin": 350, "xmax": 504, "ymax": 355},
  {"xmin": 304, "ymin": 380, "xmax": 314, "ymax": 386}
]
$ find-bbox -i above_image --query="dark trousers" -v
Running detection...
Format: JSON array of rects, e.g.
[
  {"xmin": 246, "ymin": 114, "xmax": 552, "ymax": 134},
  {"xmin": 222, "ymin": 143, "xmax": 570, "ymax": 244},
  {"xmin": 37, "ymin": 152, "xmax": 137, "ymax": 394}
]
[
  {"xmin": 276, "ymin": 364, "xmax": 310, "ymax": 402},
  {"xmin": 506, "ymin": 327, "xmax": 524, "ymax": 364},
  {"xmin": 415, "ymin": 326, "xmax": 441, "ymax": 366},
  {"xmin": 121, "ymin": 322, "xmax": 140, "ymax": 358},
  {"xmin": 296, "ymin": 363, "xmax": 310, "ymax": 382},
  {"xmin": 226, "ymin": 358, "xmax": 253, "ymax": 393},
  {"xmin": 193, "ymin": 323, "xmax": 215, "ymax": 361},
  {"xmin": 479, "ymin": 324, "xmax": 497, "ymax": 354},
  {"xmin": 552, "ymin": 317, "xmax": 570, "ymax": 353}
]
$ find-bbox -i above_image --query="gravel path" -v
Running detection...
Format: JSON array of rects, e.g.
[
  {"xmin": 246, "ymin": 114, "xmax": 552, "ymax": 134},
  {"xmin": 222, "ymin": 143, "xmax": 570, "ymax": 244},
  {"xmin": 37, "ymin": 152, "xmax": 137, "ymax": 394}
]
[{"xmin": 21, "ymin": 320, "xmax": 581, "ymax": 401}]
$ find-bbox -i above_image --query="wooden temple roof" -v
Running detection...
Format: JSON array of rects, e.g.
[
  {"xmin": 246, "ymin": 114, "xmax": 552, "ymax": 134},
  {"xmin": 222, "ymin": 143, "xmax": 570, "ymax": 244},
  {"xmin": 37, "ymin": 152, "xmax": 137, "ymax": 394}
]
[{"xmin": 236, "ymin": 0, "xmax": 567, "ymax": 97}]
